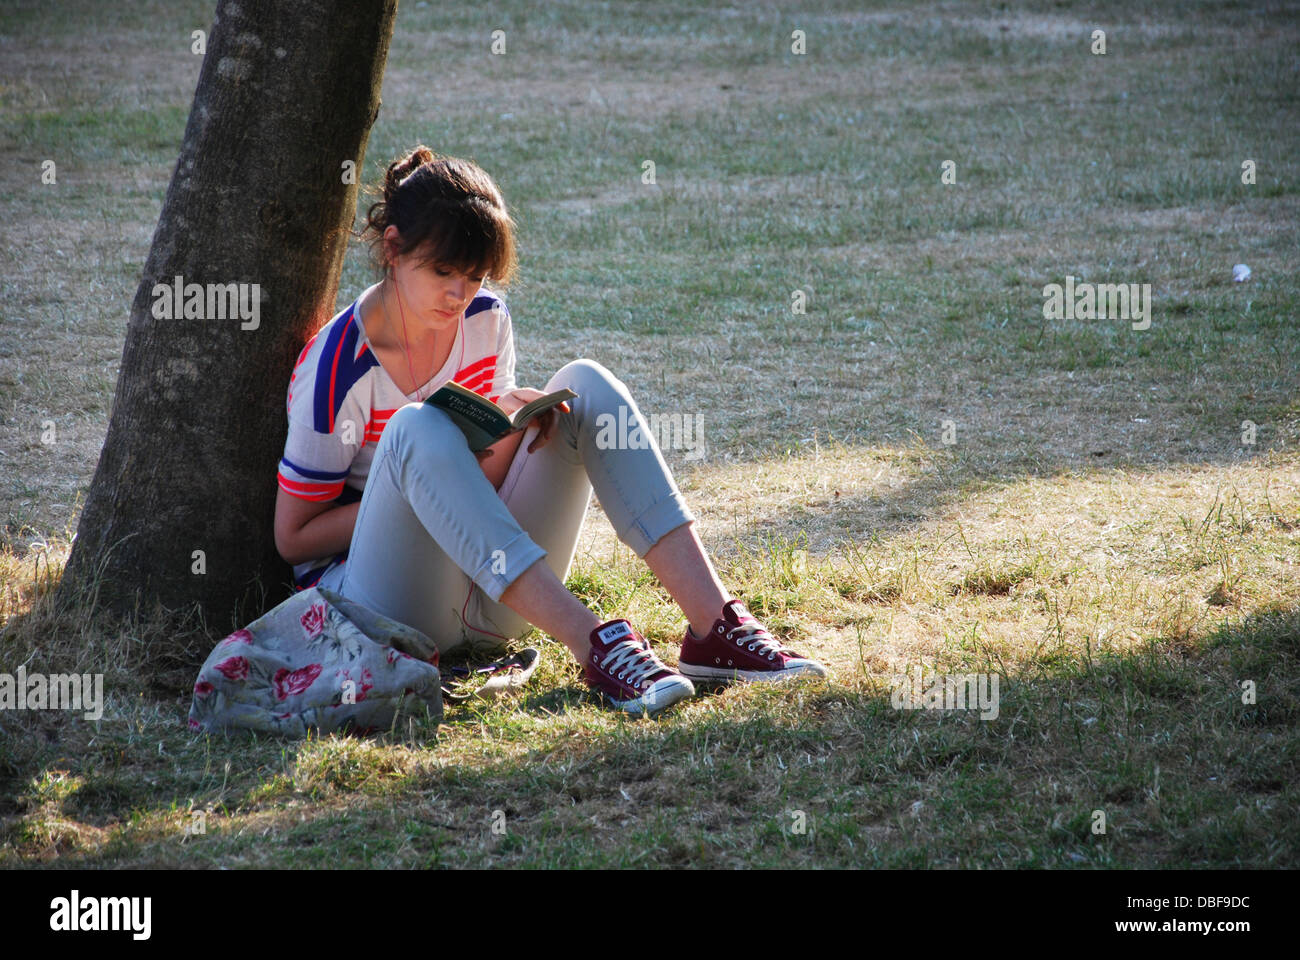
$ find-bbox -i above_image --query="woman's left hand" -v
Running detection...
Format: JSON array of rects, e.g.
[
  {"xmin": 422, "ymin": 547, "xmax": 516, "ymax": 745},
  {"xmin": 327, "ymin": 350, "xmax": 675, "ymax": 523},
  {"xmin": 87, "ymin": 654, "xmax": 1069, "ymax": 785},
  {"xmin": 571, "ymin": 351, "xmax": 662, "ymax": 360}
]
[{"xmin": 498, "ymin": 388, "xmax": 570, "ymax": 454}]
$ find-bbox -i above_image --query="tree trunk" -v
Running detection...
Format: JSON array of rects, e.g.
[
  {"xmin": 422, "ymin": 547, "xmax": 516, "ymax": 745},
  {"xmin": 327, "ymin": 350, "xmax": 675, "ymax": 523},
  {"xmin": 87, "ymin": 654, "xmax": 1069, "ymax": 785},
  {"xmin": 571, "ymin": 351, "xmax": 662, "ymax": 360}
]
[{"xmin": 58, "ymin": 0, "xmax": 398, "ymax": 633}]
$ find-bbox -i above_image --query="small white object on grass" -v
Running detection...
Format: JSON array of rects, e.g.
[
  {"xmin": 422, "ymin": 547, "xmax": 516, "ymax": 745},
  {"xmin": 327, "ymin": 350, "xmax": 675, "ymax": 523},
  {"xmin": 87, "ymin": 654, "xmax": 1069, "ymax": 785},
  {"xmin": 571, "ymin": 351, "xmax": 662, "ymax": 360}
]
[{"xmin": 1233, "ymin": 263, "xmax": 1251, "ymax": 283}]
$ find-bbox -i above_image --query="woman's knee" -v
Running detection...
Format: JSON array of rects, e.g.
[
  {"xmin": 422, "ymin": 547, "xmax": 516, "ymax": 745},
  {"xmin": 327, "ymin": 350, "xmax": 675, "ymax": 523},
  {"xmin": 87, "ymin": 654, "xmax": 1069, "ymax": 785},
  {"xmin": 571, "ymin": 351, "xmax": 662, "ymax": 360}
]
[
  {"xmin": 548, "ymin": 358, "xmax": 627, "ymax": 401},
  {"xmin": 382, "ymin": 401, "xmax": 470, "ymax": 458}
]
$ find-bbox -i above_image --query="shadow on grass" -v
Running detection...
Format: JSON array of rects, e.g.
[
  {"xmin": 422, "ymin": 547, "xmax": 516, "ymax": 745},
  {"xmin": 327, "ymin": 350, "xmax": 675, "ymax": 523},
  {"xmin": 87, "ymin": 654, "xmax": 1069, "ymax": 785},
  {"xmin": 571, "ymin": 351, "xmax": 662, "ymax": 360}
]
[{"xmin": 1, "ymin": 601, "xmax": 1295, "ymax": 867}]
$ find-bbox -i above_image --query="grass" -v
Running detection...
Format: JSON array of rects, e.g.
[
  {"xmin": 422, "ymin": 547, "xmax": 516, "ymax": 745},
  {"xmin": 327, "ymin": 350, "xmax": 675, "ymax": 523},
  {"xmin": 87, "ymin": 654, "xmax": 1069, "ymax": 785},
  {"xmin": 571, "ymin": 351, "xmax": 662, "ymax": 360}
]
[{"xmin": 1, "ymin": 0, "xmax": 1298, "ymax": 868}]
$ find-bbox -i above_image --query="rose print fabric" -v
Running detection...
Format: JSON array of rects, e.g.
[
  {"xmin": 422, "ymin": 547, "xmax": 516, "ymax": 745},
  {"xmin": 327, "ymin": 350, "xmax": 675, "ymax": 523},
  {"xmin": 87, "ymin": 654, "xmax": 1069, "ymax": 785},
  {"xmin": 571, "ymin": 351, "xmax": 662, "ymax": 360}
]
[{"xmin": 187, "ymin": 587, "xmax": 443, "ymax": 736}]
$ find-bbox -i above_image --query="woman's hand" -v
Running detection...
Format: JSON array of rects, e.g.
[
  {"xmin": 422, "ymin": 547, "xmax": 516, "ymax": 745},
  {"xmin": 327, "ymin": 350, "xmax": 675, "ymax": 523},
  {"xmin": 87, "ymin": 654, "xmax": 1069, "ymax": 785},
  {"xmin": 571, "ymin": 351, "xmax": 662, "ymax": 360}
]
[{"xmin": 496, "ymin": 387, "xmax": 570, "ymax": 454}]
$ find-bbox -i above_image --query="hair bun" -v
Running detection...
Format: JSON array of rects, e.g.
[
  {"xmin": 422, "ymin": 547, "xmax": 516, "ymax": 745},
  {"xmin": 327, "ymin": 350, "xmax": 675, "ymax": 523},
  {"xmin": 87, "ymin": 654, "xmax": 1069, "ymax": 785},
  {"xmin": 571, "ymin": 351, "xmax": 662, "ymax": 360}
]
[{"xmin": 384, "ymin": 145, "xmax": 436, "ymax": 201}]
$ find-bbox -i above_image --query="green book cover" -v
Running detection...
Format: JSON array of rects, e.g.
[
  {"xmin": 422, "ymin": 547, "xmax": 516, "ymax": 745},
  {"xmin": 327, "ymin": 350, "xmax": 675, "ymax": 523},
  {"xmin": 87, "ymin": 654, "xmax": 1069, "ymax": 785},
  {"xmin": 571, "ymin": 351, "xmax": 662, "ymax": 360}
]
[{"xmin": 425, "ymin": 381, "xmax": 577, "ymax": 452}]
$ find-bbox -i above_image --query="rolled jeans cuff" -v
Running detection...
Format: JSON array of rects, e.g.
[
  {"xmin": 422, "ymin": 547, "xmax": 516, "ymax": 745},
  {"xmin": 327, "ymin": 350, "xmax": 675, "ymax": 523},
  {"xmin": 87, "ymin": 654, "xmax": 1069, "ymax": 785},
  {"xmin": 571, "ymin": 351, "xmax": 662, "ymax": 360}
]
[
  {"xmin": 618, "ymin": 490, "xmax": 695, "ymax": 557},
  {"xmin": 471, "ymin": 529, "xmax": 548, "ymax": 603}
]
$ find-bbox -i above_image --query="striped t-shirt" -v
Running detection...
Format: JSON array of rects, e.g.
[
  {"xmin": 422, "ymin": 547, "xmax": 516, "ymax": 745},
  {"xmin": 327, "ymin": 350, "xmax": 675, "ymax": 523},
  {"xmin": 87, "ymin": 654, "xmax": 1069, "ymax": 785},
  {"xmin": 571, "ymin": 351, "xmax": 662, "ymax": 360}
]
[{"xmin": 278, "ymin": 285, "xmax": 518, "ymax": 588}]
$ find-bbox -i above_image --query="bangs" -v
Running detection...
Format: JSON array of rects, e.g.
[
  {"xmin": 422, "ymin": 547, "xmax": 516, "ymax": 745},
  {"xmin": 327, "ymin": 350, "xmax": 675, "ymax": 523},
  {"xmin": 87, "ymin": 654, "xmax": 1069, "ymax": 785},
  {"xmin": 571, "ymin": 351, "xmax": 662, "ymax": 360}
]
[{"xmin": 412, "ymin": 207, "xmax": 510, "ymax": 281}]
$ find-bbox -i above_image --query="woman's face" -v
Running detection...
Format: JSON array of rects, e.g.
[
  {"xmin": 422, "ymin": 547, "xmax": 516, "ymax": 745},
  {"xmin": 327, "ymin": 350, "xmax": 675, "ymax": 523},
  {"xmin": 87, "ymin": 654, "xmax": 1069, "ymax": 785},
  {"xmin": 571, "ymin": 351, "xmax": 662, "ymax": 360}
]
[{"xmin": 384, "ymin": 226, "xmax": 485, "ymax": 330}]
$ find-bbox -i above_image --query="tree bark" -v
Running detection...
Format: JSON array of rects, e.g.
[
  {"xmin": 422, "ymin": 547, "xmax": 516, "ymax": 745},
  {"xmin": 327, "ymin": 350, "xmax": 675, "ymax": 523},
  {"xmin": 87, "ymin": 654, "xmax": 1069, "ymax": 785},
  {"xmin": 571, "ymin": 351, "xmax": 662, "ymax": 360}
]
[{"xmin": 58, "ymin": 0, "xmax": 398, "ymax": 633}]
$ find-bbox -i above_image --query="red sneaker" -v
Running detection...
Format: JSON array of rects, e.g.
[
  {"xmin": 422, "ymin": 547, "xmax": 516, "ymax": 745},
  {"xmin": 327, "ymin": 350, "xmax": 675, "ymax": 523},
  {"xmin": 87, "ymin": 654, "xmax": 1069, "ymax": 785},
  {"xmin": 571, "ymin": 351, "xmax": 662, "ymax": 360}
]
[
  {"xmin": 678, "ymin": 599, "xmax": 828, "ymax": 683},
  {"xmin": 583, "ymin": 619, "xmax": 695, "ymax": 716}
]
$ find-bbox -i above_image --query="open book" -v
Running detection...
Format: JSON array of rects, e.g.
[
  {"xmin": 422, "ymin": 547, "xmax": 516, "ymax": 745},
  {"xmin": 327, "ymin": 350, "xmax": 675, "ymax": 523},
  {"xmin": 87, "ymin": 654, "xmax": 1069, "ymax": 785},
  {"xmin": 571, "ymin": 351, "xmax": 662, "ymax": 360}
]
[{"xmin": 425, "ymin": 381, "xmax": 577, "ymax": 452}]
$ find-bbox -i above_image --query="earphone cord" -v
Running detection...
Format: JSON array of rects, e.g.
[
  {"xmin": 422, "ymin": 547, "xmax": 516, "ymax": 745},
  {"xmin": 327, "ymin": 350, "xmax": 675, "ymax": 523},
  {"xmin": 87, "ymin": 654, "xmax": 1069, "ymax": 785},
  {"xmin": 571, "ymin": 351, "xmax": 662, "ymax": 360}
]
[
  {"xmin": 390, "ymin": 273, "xmax": 423, "ymax": 401},
  {"xmin": 460, "ymin": 583, "xmax": 512, "ymax": 643}
]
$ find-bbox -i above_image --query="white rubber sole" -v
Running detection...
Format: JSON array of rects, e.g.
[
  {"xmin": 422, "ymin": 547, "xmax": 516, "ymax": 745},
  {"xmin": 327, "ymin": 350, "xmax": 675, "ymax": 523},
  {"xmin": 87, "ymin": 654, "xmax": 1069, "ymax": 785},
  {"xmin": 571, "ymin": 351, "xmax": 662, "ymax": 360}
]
[
  {"xmin": 678, "ymin": 659, "xmax": 828, "ymax": 683},
  {"xmin": 608, "ymin": 675, "xmax": 696, "ymax": 716}
]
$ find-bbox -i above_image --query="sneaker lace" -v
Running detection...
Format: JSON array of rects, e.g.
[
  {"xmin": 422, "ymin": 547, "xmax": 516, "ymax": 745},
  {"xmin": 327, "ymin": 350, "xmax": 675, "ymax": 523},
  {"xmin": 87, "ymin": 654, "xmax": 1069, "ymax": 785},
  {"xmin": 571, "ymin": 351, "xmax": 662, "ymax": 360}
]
[
  {"xmin": 602, "ymin": 639, "xmax": 664, "ymax": 686},
  {"xmin": 726, "ymin": 622, "xmax": 785, "ymax": 661}
]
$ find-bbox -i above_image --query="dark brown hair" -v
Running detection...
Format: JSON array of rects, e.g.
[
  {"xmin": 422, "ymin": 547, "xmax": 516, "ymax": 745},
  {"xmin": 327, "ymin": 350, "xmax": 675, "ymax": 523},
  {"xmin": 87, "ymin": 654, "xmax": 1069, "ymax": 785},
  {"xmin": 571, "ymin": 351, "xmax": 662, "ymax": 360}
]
[{"xmin": 358, "ymin": 145, "xmax": 518, "ymax": 287}]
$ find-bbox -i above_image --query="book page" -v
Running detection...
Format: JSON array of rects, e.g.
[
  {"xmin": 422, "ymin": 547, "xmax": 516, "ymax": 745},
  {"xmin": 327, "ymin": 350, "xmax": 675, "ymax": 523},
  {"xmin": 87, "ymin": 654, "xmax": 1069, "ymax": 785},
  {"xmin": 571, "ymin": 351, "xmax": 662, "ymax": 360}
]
[{"xmin": 509, "ymin": 388, "xmax": 577, "ymax": 429}]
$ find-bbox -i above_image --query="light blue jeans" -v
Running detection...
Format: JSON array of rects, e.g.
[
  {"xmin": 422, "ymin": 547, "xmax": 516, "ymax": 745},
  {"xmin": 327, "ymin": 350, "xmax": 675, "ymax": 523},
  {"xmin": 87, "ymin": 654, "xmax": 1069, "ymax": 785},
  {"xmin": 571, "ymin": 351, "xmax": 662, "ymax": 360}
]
[{"xmin": 319, "ymin": 359, "xmax": 695, "ymax": 654}]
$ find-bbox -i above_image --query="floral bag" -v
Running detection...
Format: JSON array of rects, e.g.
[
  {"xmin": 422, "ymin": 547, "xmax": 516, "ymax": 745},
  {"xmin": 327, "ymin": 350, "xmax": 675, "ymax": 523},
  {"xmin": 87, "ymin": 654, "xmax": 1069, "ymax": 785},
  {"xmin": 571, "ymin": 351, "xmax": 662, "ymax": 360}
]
[{"xmin": 187, "ymin": 586, "xmax": 443, "ymax": 737}]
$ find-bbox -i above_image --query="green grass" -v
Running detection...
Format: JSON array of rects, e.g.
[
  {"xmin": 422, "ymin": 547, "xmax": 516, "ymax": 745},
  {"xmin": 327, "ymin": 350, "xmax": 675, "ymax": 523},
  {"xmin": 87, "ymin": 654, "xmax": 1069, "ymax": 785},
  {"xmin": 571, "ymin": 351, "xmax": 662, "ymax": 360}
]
[{"xmin": 2, "ymin": 0, "xmax": 1299, "ymax": 868}]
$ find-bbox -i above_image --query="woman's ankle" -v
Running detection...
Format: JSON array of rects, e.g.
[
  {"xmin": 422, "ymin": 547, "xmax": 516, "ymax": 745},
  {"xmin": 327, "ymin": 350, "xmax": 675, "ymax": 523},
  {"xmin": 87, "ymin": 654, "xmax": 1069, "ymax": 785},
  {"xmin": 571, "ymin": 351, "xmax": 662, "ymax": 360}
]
[
  {"xmin": 559, "ymin": 627, "xmax": 594, "ymax": 662},
  {"xmin": 498, "ymin": 559, "xmax": 599, "ymax": 661}
]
